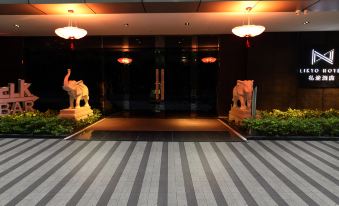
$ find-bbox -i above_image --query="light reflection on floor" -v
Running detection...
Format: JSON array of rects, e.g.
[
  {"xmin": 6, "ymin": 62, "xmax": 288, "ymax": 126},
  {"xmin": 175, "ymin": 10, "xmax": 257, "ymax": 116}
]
[
  {"xmin": 82, "ymin": 118, "xmax": 229, "ymax": 131},
  {"xmin": 73, "ymin": 118, "xmax": 241, "ymax": 141}
]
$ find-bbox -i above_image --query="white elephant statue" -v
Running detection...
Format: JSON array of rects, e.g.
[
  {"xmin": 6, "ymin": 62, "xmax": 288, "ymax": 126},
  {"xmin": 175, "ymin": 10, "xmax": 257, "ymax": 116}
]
[
  {"xmin": 232, "ymin": 80, "xmax": 253, "ymax": 110},
  {"xmin": 62, "ymin": 69, "xmax": 90, "ymax": 109}
]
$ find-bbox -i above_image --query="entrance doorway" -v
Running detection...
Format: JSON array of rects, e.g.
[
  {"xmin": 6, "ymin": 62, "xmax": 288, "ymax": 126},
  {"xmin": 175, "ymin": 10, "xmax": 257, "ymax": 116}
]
[{"xmin": 105, "ymin": 48, "xmax": 218, "ymax": 116}]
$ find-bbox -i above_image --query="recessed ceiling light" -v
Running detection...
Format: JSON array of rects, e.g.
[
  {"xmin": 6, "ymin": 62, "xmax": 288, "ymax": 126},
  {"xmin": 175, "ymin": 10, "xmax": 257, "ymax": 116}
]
[
  {"xmin": 304, "ymin": 21, "xmax": 309, "ymax": 25},
  {"xmin": 184, "ymin": 22, "xmax": 190, "ymax": 26},
  {"xmin": 14, "ymin": 24, "xmax": 20, "ymax": 28}
]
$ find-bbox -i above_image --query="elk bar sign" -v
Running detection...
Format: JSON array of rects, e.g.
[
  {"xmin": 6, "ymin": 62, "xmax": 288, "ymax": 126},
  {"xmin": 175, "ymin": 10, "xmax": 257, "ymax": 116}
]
[
  {"xmin": 0, "ymin": 79, "xmax": 39, "ymax": 115},
  {"xmin": 298, "ymin": 47, "xmax": 339, "ymax": 88}
]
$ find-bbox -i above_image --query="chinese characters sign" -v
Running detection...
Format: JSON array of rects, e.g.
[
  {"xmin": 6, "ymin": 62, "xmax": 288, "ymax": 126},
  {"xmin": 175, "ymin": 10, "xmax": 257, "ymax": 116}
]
[
  {"xmin": 298, "ymin": 48, "xmax": 339, "ymax": 88},
  {"xmin": 0, "ymin": 79, "xmax": 39, "ymax": 115}
]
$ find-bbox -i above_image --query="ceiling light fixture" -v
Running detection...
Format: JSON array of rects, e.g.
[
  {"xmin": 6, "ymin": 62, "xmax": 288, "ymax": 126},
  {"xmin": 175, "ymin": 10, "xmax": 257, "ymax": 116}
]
[
  {"xmin": 201, "ymin": 57, "xmax": 217, "ymax": 64},
  {"xmin": 55, "ymin": 9, "xmax": 87, "ymax": 49},
  {"xmin": 232, "ymin": 7, "xmax": 265, "ymax": 48},
  {"xmin": 117, "ymin": 57, "xmax": 133, "ymax": 65}
]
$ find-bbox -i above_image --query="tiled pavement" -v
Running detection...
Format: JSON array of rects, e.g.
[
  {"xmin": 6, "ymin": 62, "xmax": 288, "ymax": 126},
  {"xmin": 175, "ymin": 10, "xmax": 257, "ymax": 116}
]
[{"xmin": 0, "ymin": 138, "xmax": 338, "ymax": 206}]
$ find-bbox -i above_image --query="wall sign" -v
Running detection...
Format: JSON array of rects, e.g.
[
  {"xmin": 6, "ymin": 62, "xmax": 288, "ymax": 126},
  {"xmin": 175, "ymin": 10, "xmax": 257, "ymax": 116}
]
[
  {"xmin": 0, "ymin": 79, "xmax": 39, "ymax": 115},
  {"xmin": 298, "ymin": 48, "xmax": 339, "ymax": 88}
]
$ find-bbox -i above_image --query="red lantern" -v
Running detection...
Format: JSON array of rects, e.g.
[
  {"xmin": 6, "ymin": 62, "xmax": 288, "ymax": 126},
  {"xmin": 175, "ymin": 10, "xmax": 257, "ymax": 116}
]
[
  {"xmin": 201, "ymin": 57, "xmax": 217, "ymax": 63},
  {"xmin": 117, "ymin": 57, "xmax": 133, "ymax": 64}
]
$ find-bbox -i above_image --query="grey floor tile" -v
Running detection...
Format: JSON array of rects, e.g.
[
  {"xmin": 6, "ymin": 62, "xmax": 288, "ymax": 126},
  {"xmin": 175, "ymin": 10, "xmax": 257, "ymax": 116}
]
[{"xmin": 1, "ymin": 139, "xmax": 338, "ymax": 206}]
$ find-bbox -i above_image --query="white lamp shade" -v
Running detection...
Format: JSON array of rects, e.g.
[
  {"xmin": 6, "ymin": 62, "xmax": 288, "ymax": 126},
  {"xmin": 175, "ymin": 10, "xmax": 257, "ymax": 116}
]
[
  {"xmin": 232, "ymin": 25, "xmax": 265, "ymax": 37},
  {"xmin": 55, "ymin": 26, "xmax": 87, "ymax": 39}
]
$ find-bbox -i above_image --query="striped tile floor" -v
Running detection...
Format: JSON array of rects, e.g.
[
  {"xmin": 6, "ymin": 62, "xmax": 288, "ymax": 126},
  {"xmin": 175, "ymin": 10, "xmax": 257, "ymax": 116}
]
[{"xmin": 0, "ymin": 138, "xmax": 338, "ymax": 206}]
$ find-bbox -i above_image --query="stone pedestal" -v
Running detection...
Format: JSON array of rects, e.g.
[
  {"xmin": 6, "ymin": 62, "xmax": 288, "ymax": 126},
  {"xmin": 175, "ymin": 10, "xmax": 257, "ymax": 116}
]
[
  {"xmin": 229, "ymin": 107, "xmax": 252, "ymax": 124},
  {"xmin": 59, "ymin": 107, "xmax": 93, "ymax": 121}
]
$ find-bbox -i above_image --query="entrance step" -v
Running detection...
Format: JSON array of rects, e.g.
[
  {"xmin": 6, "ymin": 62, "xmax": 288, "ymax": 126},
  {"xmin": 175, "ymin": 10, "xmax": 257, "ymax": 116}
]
[{"xmin": 72, "ymin": 118, "xmax": 243, "ymax": 141}]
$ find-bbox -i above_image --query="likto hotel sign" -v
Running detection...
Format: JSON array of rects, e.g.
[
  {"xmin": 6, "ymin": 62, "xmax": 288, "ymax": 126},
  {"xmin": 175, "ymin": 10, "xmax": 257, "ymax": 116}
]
[{"xmin": 298, "ymin": 47, "xmax": 339, "ymax": 88}]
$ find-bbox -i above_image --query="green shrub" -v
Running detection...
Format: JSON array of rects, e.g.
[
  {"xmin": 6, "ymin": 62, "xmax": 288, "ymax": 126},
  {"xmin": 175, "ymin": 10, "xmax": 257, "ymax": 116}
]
[
  {"xmin": 0, "ymin": 109, "xmax": 102, "ymax": 136},
  {"xmin": 260, "ymin": 108, "xmax": 339, "ymax": 119},
  {"xmin": 243, "ymin": 109, "xmax": 339, "ymax": 136}
]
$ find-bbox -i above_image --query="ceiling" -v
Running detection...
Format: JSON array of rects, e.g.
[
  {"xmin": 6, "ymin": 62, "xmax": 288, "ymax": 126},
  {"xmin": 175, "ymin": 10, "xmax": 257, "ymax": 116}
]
[{"xmin": 0, "ymin": 0, "xmax": 338, "ymax": 36}]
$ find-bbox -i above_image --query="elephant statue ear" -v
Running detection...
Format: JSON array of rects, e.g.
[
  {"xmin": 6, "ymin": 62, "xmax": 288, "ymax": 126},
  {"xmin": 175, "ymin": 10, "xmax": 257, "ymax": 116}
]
[
  {"xmin": 76, "ymin": 80, "xmax": 83, "ymax": 85},
  {"xmin": 75, "ymin": 87, "xmax": 82, "ymax": 96}
]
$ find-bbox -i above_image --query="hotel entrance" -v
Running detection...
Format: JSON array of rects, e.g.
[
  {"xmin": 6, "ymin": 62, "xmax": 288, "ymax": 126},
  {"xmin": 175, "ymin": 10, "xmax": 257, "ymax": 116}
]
[{"xmin": 22, "ymin": 36, "xmax": 220, "ymax": 117}]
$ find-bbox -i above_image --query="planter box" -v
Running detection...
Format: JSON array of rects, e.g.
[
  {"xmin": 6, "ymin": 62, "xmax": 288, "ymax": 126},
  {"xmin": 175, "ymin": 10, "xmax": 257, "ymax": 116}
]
[
  {"xmin": 0, "ymin": 134, "xmax": 67, "ymax": 139},
  {"xmin": 247, "ymin": 135, "xmax": 339, "ymax": 141}
]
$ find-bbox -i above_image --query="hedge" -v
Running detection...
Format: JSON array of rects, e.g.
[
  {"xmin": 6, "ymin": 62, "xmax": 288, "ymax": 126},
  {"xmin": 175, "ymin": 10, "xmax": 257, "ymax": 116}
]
[
  {"xmin": 242, "ymin": 109, "xmax": 339, "ymax": 136},
  {"xmin": 0, "ymin": 109, "xmax": 102, "ymax": 136}
]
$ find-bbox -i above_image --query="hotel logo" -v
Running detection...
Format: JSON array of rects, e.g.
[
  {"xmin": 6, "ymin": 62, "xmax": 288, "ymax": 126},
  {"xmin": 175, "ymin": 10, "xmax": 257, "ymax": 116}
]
[{"xmin": 311, "ymin": 49, "xmax": 334, "ymax": 65}]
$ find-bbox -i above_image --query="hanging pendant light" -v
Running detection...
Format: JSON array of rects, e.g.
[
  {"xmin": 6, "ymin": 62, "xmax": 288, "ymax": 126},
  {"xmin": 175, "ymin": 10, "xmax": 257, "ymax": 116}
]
[
  {"xmin": 55, "ymin": 26, "xmax": 87, "ymax": 40},
  {"xmin": 55, "ymin": 10, "xmax": 87, "ymax": 49},
  {"xmin": 232, "ymin": 24, "xmax": 265, "ymax": 38},
  {"xmin": 232, "ymin": 7, "xmax": 265, "ymax": 47}
]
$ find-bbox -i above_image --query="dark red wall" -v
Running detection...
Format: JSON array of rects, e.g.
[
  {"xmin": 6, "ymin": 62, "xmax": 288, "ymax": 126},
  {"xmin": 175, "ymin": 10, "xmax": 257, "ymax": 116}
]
[
  {"xmin": 0, "ymin": 37, "xmax": 25, "ymax": 85},
  {"xmin": 0, "ymin": 32, "xmax": 338, "ymax": 115}
]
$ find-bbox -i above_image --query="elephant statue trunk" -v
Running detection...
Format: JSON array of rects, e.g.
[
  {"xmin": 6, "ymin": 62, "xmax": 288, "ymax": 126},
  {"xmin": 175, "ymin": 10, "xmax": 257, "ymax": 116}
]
[
  {"xmin": 63, "ymin": 69, "xmax": 71, "ymax": 91},
  {"xmin": 62, "ymin": 69, "xmax": 90, "ymax": 109}
]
